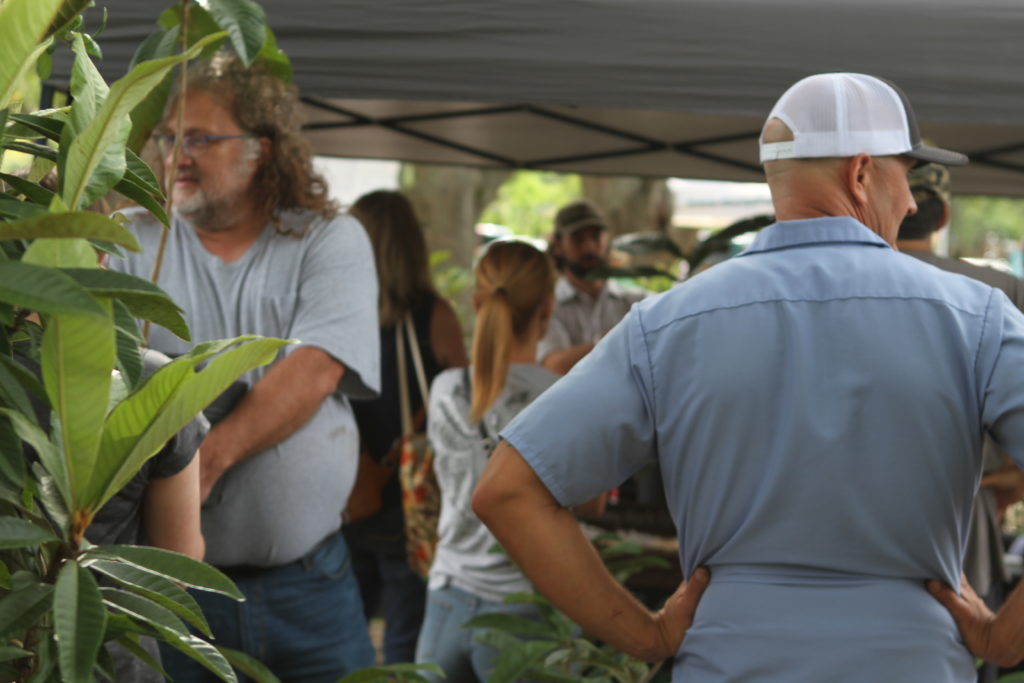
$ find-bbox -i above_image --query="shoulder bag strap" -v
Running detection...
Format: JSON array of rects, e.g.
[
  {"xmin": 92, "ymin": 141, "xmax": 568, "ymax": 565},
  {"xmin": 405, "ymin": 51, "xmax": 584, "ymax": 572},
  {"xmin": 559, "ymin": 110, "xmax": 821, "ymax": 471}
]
[
  {"xmin": 396, "ymin": 321, "xmax": 413, "ymax": 438},
  {"xmin": 404, "ymin": 311, "xmax": 430, "ymax": 407}
]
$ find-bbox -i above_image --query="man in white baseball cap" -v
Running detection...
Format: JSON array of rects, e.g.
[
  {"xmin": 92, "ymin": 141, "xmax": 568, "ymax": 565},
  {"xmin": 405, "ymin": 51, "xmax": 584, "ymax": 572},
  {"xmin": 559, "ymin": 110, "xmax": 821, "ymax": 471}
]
[{"xmin": 472, "ymin": 72, "xmax": 1024, "ymax": 681}]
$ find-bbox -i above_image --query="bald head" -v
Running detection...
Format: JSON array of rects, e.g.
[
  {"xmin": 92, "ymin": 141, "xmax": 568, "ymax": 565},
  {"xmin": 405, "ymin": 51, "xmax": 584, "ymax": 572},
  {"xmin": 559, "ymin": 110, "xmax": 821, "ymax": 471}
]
[
  {"xmin": 761, "ymin": 118, "xmax": 916, "ymax": 245},
  {"xmin": 762, "ymin": 118, "xmax": 852, "ymax": 216}
]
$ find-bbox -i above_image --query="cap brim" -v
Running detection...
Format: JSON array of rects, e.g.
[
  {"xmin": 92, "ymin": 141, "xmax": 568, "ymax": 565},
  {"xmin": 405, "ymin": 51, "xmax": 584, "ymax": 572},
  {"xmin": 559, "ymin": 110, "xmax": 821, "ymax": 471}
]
[
  {"xmin": 556, "ymin": 219, "xmax": 607, "ymax": 236},
  {"xmin": 905, "ymin": 143, "xmax": 969, "ymax": 167}
]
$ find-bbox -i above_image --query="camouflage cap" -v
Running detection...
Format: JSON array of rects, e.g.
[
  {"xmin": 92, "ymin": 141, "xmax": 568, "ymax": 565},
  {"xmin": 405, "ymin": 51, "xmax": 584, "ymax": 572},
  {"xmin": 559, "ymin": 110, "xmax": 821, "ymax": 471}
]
[
  {"xmin": 554, "ymin": 199, "xmax": 607, "ymax": 237},
  {"xmin": 908, "ymin": 162, "xmax": 951, "ymax": 206}
]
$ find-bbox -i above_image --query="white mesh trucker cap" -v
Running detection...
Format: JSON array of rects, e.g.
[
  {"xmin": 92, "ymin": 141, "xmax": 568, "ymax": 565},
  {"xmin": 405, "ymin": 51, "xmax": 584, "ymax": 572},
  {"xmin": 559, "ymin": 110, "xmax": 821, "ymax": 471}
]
[{"xmin": 759, "ymin": 73, "xmax": 968, "ymax": 166}]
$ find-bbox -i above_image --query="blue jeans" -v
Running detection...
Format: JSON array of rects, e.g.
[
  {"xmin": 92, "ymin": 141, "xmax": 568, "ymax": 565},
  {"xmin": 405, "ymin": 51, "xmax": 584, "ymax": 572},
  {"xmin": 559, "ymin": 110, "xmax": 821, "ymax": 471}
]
[
  {"xmin": 345, "ymin": 511, "xmax": 426, "ymax": 664},
  {"xmin": 161, "ymin": 531, "xmax": 375, "ymax": 683},
  {"xmin": 414, "ymin": 583, "xmax": 540, "ymax": 683}
]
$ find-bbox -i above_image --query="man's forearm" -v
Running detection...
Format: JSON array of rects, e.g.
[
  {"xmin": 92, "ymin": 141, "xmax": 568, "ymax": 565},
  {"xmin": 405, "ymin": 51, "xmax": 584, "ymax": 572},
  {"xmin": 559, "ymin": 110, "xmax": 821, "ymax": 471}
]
[
  {"xmin": 473, "ymin": 442, "xmax": 705, "ymax": 661},
  {"xmin": 199, "ymin": 346, "xmax": 345, "ymax": 499}
]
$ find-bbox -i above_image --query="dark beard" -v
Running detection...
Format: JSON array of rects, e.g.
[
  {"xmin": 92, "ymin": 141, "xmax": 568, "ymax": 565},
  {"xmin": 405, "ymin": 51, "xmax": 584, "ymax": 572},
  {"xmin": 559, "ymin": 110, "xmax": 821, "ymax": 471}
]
[{"xmin": 567, "ymin": 256, "xmax": 605, "ymax": 280}]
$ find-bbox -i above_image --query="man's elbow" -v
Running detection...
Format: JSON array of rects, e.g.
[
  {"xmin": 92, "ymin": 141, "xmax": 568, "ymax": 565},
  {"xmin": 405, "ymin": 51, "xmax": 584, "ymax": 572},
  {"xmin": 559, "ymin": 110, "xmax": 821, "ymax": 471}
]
[{"xmin": 471, "ymin": 475, "xmax": 502, "ymax": 528}]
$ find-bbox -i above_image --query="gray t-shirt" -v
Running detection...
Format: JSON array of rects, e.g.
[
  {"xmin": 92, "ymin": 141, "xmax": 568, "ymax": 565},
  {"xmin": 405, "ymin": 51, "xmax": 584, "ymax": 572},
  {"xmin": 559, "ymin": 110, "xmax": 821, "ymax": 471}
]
[
  {"xmin": 109, "ymin": 207, "xmax": 380, "ymax": 566},
  {"xmin": 427, "ymin": 363, "xmax": 556, "ymax": 602}
]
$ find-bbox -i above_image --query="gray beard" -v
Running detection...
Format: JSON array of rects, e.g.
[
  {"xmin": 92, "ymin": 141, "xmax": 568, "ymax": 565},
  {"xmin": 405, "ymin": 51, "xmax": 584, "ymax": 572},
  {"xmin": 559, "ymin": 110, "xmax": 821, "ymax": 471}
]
[{"xmin": 175, "ymin": 191, "xmax": 234, "ymax": 231}]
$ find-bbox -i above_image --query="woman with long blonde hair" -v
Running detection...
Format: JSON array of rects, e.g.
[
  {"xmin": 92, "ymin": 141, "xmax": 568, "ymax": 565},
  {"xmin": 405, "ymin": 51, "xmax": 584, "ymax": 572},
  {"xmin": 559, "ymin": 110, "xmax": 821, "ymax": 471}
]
[
  {"xmin": 345, "ymin": 190, "xmax": 467, "ymax": 664},
  {"xmin": 414, "ymin": 239, "xmax": 563, "ymax": 681}
]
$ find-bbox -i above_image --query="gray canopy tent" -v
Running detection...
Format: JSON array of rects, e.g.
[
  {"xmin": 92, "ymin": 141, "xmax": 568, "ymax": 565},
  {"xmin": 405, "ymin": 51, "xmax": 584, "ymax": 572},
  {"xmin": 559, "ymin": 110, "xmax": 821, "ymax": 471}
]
[{"xmin": 54, "ymin": 0, "xmax": 1024, "ymax": 195}]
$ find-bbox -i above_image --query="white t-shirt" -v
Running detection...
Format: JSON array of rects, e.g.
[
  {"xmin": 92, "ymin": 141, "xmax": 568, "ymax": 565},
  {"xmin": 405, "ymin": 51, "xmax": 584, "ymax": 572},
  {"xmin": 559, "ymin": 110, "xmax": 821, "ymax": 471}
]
[{"xmin": 427, "ymin": 363, "xmax": 556, "ymax": 602}]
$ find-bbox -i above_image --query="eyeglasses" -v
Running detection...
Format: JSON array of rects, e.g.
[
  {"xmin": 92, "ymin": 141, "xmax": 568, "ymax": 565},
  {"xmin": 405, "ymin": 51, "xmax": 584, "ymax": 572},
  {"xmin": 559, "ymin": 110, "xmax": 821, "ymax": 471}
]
[{"xmin": 154, "ymin": 133, "xmax": 254, "ymax": 156}]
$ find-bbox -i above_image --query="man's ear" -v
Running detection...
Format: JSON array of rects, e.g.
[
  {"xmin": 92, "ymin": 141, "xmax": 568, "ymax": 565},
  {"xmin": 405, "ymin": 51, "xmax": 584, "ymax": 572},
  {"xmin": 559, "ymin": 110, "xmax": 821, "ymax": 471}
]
[{"xmin": 846, "ymin": 154, "xmax": 872, "ymax": 206}]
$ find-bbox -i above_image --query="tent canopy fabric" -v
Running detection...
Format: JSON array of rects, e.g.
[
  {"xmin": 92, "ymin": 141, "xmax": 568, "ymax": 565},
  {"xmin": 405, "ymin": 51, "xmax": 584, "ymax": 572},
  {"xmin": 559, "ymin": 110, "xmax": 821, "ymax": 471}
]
[{"xmin": 53, "ymin": 0, "xmax": 1024, "ymax": 194}]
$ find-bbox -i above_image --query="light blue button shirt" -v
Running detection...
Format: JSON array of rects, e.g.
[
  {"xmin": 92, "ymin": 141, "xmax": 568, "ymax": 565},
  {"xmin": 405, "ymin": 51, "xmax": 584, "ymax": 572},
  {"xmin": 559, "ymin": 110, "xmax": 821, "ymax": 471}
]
[{"xmin": 502, "ymin": 216, "xmax": 1024, "ymax": 682}]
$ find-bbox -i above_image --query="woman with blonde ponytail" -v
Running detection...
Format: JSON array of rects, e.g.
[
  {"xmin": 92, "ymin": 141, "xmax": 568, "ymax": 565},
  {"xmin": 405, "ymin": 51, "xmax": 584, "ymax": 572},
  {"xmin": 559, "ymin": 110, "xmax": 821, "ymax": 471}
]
[{"xmin": 414, "ymin": 239, "xmax": 559, "ymax": 681}]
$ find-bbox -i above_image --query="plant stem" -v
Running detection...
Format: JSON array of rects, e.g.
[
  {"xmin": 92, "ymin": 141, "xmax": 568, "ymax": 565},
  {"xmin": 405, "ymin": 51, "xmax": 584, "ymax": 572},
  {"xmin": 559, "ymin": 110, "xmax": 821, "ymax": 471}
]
[{"xmin": 144, "ymin": 0, "xmax": 191, "ymax": 340}]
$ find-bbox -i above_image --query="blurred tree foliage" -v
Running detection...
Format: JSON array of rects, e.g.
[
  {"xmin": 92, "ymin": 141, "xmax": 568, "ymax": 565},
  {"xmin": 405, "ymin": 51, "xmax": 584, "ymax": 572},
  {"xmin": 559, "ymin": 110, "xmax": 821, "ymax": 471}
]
[
  {"xmin": 950, "ymin": 195, "xmax": 1024, "ymax": 257},
  {"xmin": 479, "ymin": 170, "xmax": 582, "ymax": 238}
]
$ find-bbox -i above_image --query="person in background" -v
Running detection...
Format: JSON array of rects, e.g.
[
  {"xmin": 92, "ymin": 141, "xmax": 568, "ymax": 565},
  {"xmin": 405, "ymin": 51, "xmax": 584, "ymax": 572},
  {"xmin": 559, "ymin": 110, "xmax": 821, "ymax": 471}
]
[
  {"xmin": 415, "ymin": 239, "xmax": 604, "ymax": 681},
  {"xmin": 109, "ymin": 51, "xmax": 380, "ymax": 681},
  {"xmin": 538, "ymin": 200, "xmax": 643, "ymax": 375},
  {"xmin": 896, "ymin": 162, "xmax": 1024, "ymax": 683},
  {"xmin": 471, "ymin": 72, "xmax": 1024, "ymax": 680},
  {"xmin": 345, "ymin": 189, "xmax": 467, "ymax": 663}
]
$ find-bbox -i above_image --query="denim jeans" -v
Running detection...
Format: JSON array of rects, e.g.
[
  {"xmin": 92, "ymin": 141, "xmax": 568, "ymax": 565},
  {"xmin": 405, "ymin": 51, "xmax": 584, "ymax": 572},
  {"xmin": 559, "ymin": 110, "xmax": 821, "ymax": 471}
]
[
  {"xmin": 345, "ymin": 512, "xmax": 426, "ymax": 664},
  {"xmin": 414, "ymin": 583, "xmax": 541, "ymax": 683},
  {"xmin": 161, "ymin": 531, "xmax": 375, "ymax": 683}
]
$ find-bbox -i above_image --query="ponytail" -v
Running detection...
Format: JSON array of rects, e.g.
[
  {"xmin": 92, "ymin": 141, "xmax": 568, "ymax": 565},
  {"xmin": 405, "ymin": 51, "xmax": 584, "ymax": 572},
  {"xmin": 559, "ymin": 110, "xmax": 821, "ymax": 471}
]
[
  {"xmin": 470, "ymin": 288, "xmax": 513, "ymax": 421},
  {"xmin": 469, "ymin": 240, "xmax": 554, "ymax": 421}
]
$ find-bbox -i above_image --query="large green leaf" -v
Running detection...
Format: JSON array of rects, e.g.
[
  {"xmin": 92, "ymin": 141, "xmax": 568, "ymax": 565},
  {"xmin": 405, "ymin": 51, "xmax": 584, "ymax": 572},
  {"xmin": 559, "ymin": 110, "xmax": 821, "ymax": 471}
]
[
  {"xmin": 113, "ymin": 299, "xmax": 144, "ymax": 390},
  {"xmin": 0, "ymin": 418, "xmax": 27, "ymax": 495},
  {"xmin": 0, "ymin": 0, "xmax": 65, "ymax": 110},
  {"xmin": 0, "ymin": 581, "xmax": 53, "ymax": 641},
  {"xmin": 54, "ymin": 561, "xmax": 107, "ymax": 683},
  {"xmin": 113, "ymin": 173, "xmax": 170, "ymax": 228},
  {"xmin": 124, "ymin": 148, "xmax": 163, "ymax": 197},
  {"xmin": 100, "ymin": 587, "xmax": 237, "ymax": 683},
  {"xmin": 61, "ymin": 268, "xmax": 189, "ymax": 340},
  {"xmin": 41, "ymin": 305, "xmax": 116, "ymax": 509},
  {"xmin": 0, "ymin": 198, "xmax": 48, "ymax": 221},
  {"xmin": 0, "ymin": 518, "xmax": 57, "ymax": 549},
  {"xmin": 0, "ymin": 354, "xmax": 41, "ymax": 422},
  {"xmin": 87, "ymin": 559, "xmax": 211, "ymax": 637},
  {"xmin": 0, "ymin": 261, "xmax": 105, "ymax": 318},
  {"xmin": 125, "ymin": 28, "xmax": 179, "ymax": 153},
  {"xmin": 61, "ymin": 33, "xmax": 129, "ymax": 211},
  {"xmin": 44, "ymin": 0, "xmax": 93, "ymax": 41},
  {"xmin": 84, "ymin": 545, "xmax": 243, "ymax": 599},
  {"xmin": 0, "ymin": 647, "xmax": 31, "ymax": 663},
  {"xmin": 0, "ymin": 212, "xmax": 141, "ymax": 251},
  {"xmin": 110, "ymin": 632, "xmax": 168, "ymax": 679},
  {"xmin": 256, "ymin": 26, "xmax": 292, "ymax": 83},
  {"xmin": 62, "ymin": 31, "xmax": 226, "ymax": 211},
  {"xmin": 22, "ymin": 237, "xmax": 100, "ymax": 269},
  {"xmin": 206, "ymin": 0, "xmax": 267, "ymax": 65},
  {"xmin": 7, "ymin": 112, "xmax": 65, "ymax": 143},
  {"xmin": 100, "ymin": 587, "xmax": 187, "ymax": 635},
  {"xmin": 487, "ymin": 640, "xmax": 555, "ymax": 683},
  {"xmin": 1, "ymin": 140, "xmax": 57, "ymax": 163},
  {"xmin": 93, "ymin": 337, "xmax": 287, "ymax": 509},
  {"xmin": 0, "ymin": 172, "xmax": 57, "ymax": 205},
  {"xmin": 159, "ymin": 631, "xmax": 237, "ymax": 683},
  {"xmin": 217, "ymin": 646, "xmax": 282, "ymax": 683},
  {"xmin": 68, "ymin": 33, "xmax": 109, "ymax": 134}
]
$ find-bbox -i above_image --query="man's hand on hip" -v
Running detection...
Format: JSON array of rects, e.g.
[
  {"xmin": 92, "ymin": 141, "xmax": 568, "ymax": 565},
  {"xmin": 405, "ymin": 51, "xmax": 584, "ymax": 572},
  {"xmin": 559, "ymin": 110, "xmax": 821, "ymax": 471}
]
[{"xmin": 651, "ymin": 567, "xmax": 711, "ymax": 661}]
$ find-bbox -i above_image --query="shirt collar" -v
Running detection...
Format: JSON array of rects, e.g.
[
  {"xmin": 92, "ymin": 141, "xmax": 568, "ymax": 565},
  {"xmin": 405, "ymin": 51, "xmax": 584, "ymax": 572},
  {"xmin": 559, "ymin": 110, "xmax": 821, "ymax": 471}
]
[
  {"xmin": 738, "ymin": 217, "xmax": 891, "ymax": 258},
  {"xmin": 554, "ymin": 275, "xmax": 630, "ymax": 304}
]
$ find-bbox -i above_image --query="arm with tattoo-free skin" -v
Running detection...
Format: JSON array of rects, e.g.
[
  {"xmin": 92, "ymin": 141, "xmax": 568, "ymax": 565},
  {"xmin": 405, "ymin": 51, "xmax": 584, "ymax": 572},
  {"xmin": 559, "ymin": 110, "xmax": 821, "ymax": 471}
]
[
  {"xmin": 928, "ymin": 574, "xmax": 1024, "ymax": 667},
  {"xmin": 473, "ymin": 440, "xmax": 709, "ymax": 662},
  {"xmin": 198, "ymin": 346, "xmax": 345, "ymax": 501}
]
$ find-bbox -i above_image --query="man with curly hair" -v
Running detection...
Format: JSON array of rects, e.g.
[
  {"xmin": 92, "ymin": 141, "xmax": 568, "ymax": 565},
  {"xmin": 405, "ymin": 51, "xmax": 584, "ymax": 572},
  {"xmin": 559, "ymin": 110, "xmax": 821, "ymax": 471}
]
[{"xmin": 109, "ymin": 52, "xmax": 380, "ymax": 681}]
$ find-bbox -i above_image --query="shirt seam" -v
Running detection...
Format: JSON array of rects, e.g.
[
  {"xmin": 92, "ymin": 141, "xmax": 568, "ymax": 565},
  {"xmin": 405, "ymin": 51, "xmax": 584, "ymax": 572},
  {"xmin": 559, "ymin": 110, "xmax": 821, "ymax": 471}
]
[
  {"xmin": 974, "ymin": 288, "xmax": 997, "ymax": 402},
  {"xmin": 635, "ymin": 307, "xmax": 659, "ymax": 430},
  {"xmin": 643, "ymin": 294, "xmax": 989, "ymax": 336}
]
